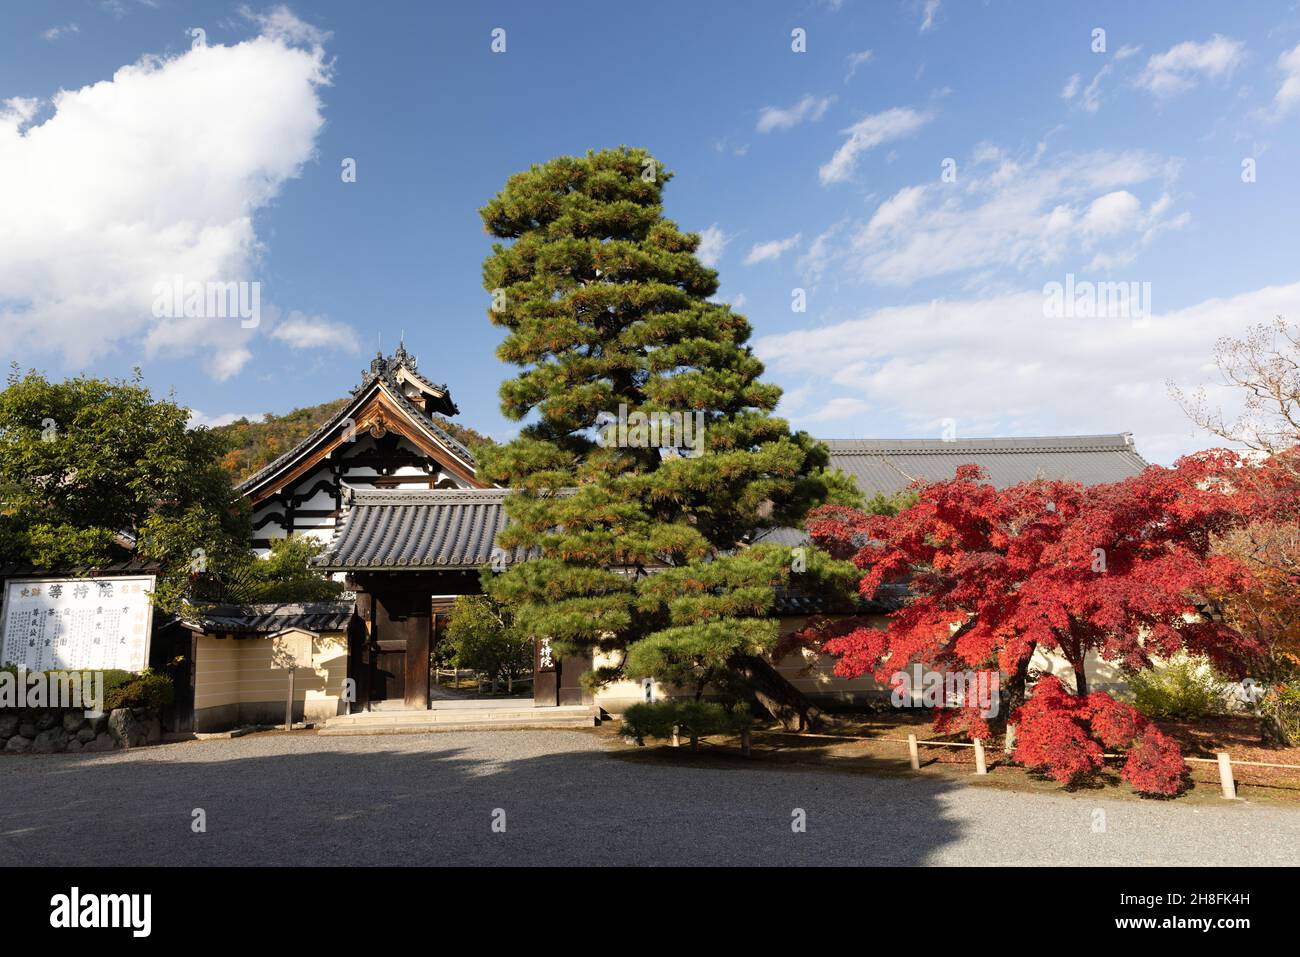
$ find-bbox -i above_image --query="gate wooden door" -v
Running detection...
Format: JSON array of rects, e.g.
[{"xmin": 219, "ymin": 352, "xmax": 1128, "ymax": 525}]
[{"xmin": 373, "ymin": 639, "xmax": 406, "ymax": 702}]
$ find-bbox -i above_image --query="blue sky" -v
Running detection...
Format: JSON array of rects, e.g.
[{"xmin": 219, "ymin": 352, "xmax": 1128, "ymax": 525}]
[{"xmin": 2, "ymin": 1, "xmax": 1300, "ymax": 463}]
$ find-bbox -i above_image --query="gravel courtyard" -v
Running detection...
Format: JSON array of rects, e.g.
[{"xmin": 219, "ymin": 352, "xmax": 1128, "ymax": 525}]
[{"xmin": 2, "ymin": 729, "xmax": 1296, "ymax": 866}]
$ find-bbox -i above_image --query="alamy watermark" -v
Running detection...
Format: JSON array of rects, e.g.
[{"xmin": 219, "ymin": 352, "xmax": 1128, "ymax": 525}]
[
  {"xmin": 152, "ymin": 274, "xmax": 261, "ymax": 328},
  {"xmin": 1043, "ymin": 273, "xmax": 1151, "ymax": 321},
  {"xmin": 0, "ymin": 667, "xmax": 105, "ymax": 716},
  {"xmin": 594, "ymin": 404, "xmax": 706, "ymax": 458},
  {"xmin": 890, "ymin": 664, "xmax": 1001, "ymax": 718}
]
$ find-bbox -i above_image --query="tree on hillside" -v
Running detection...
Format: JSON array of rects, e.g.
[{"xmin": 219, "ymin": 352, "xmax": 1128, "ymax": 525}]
[
  {"xmin": 476, "ymin": 147, "xmax": 850, "ymax": 738},
  {"xmin": 803, "ymin": 457, "xmax": 1262, "ymax": 794},
  {"xmin": 211, "ymin": 399, "xmax": 494, "ymax": 483}
]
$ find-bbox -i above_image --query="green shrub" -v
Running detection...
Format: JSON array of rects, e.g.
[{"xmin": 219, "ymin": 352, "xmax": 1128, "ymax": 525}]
[
  {"xmin": 1125, "ymin": 654, "xmax": 1225, "ymax": 720},
  {"xmin": 102, "ymin": 668, "xmax": 174, "ymax": 711},
  {"xmin": 1262, "ymin": 683, "xmax": 1300, "ymax": 745},
  {"xmin": 619, "ymin": 699, "xmax": 752, "ymax": 746},
  {"xmin": 0, "ymin": 666, "xmax": 173, "ymax": 712}
]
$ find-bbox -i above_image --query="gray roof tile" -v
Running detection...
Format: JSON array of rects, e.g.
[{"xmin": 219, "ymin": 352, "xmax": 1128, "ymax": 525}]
[
  {"xmin": 315, "ymin": 488, "xmax": 530, "ymax": 571},
  {"xmin": 186, "ymin": 601, "xmax": 355, "ymax": 635},
  {"xmin": 825, "ymin": 433, "xmax": 1147, "ymax": 496}
]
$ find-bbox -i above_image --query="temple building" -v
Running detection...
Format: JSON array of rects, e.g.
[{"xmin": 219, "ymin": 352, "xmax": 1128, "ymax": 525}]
[
  {"xmin": 184, "ymin": 350, "xmax": 1153, "ymax": 730},
  {"xmin": 239, "ymin": 344, "xmax": 483, "ymax": 554}
]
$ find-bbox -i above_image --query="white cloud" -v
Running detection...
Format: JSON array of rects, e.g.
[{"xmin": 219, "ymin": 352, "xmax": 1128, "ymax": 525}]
[
  {"xmin": 1061, "ymin": 73, "xmax": 1081, "ymax": 100},
  {"xmin": 0, "ymin": 17, "xmax": 331, "ymax": 379},
  {"xmin": 756, "ymin": 94, "xmax": 834, "ymax": 133},
  {"xmin": 1136, "ymin": 35, "xmax": 1244, "ymax": 98},
  {"xmin": 207, "ymin": 346, "xmax": 255, "ymax": 383},
  {"xmin": 819, "ymin": 107, "xmax": 933, "ymax": 185},
  {"xmin": 695, "ymin": 224, "xmax": 731, "ymax": 267},
  {"xmin": 267, "ymin": 311, "xmax": 361, "ymax": 352},
  {"xmin": 798, "ymin": 222, "xmax": 847, "ymax": 281},
  {"xmin": 845, "ymin": 50, "xmax": 874, "ymax": 82},
  {"xmin": 1269, "ymin": 43, "xmax": 1300, "ymax": 117},
  {"xmin": 744, "ymin": 234, "xmax": 801, "ymax": 265},
  {"xmin": 238, "ymin": 4, "xmax": 332, "ymax": 46},
  {"xmin": 42, "ymin": 24, "xmax": 79, "ymax": 41},
  {"xmin": 756, "ymin": 283, "xmax": 1300, "ymax": 464},
  {"xmin": 1081, "ymin": 190, "xmax": 1141, "ymax": 237},
  {"xmin": 1080, "ymin": 64, "xmax": 1110, "ymax": 113},
  {"xmin": 188, "ymin": 409, "xmax": 265, "ymax": 429},
  {"xmin": 827, "ymin": 147, "xmax": 1184, "ymax": 285},
  {"xmin": 920, "ymin": 0, "xmax": 940, "ymax": 33}
]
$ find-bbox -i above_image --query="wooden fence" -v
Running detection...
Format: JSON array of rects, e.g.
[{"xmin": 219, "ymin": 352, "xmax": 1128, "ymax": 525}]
[{"xmin": 755, "ymin": 728, "xmax": 1300, "ymax": 799}]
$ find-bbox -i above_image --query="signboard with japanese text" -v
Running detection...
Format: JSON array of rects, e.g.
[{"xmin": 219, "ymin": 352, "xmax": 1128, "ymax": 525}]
[{"xmin": 0, "ymin": 576, "xmax": 156, "ymax": 673}]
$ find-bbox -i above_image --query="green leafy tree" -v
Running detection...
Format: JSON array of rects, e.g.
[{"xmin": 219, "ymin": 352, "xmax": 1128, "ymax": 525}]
[
  {"xmin": 443, "ymin": 595, "xmax": 534, "ymax": 691},
  {"xmin": 0, "ymin": 368, "xmax": 250, "ymax": 610},
  {"xmin": 477, "ymin": 148, "xmax": 850, "ymax": 735},
  {"xmin": 202, "ymin": 536, "xmax": 343, "ymax": 605}
]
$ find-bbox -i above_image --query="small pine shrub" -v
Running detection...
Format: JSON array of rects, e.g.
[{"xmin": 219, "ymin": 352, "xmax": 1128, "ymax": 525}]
[{"xmin": 620, "ymin": 699, "xmax": 751, "ymax": 747}]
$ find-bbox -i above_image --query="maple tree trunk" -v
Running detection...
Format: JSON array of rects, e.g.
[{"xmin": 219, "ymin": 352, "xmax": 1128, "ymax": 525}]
[
  {"xmin": 1000, "ymin": 649, "xmax": 1034, "ymax": 754},
  {"xmin": 1072, "ymin": 660, "xmax": 1089, "ymax": 697}
]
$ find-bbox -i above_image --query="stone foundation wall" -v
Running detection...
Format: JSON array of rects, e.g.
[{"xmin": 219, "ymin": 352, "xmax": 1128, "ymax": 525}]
[{"xmin": 0, "ymin": 706, "xmax": 162, "ymax": 754}]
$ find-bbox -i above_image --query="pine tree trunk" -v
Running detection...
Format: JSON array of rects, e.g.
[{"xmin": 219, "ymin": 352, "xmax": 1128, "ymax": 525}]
[{"xmin": 735, "ymin": 653, "xmax": 823, "ymax": 732}]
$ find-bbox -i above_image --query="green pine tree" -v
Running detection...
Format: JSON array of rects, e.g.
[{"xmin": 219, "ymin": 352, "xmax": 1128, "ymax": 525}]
[{"xmin": 477, "ymin": 148, "xmax": 854, "ymax": 736}]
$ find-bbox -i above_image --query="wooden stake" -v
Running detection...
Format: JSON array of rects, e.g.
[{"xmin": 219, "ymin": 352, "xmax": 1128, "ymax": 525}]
[
  {"xmin": 284, "ymin": 666, "xmax": 296, "ymax": 731},
  {"xmin": 907, "ymin": 733, "xmax": 920, "ymax": 771},
  {"xmin": 1217, "ymin": 752, "xmax": 1237, "ymax": 800},
  {"xmin": 973, "ymin": 737, "xmax": 987, "ymax": 775}
]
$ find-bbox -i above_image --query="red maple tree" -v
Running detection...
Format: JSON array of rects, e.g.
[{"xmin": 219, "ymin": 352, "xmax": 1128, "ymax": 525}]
[{"xmin": 803, "ymin": 452, "xmax": 1261, "ymax": 795}]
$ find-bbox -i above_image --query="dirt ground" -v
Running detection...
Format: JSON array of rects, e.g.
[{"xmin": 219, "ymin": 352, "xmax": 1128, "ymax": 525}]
[{"xmin": 602, "ymin": 709, "xmax": 1300, "ymax": 808}]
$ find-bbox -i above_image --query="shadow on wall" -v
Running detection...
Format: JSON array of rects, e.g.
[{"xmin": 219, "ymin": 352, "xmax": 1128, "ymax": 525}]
[{"xmin": 0, "ymin": 735, "xmax": 966, "ymax": 866}]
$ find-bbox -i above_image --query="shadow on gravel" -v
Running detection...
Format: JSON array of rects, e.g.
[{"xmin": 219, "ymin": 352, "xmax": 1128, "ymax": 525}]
[{"xmin": 0, "ymin": 735, "xmax": 966, "ymax": 866}]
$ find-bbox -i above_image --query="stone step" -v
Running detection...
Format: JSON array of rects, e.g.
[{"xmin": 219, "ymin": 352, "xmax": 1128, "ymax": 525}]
[{"xmin": 318, "ymin": 705, "xmax": 599, "ymax": 736}]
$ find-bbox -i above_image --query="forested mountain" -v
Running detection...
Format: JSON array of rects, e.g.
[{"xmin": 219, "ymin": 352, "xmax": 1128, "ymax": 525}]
[{"xmin": 210, "ymin": 398, "xmax": 496, "ymax": 484}]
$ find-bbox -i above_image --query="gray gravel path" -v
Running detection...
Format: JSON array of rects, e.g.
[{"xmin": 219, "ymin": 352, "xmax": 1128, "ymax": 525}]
[{"xmin": 1, "ymin": 730, "xmax": 1295, "ymax": 866}]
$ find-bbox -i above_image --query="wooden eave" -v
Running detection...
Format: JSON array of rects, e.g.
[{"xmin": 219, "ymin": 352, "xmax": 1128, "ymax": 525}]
[{"xmin": 244, "ymin": 382, "xmax": 485, "ymax": 506}]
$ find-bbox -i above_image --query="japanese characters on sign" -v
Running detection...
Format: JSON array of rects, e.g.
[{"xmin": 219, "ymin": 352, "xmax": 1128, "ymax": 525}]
[{"xmin": 0, "ymin": 576, "xmax": 156, "ymax": 672}]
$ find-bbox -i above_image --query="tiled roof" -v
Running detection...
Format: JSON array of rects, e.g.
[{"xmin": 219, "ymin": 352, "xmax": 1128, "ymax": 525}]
[
  {"xmin": 772, "ymin": 582, "xmax": 907, "ymax": 616},
  {"xmin": 315, "ymin": 488, "xmax": 531, "ymax": 571},
  {"xmin": 0, "ymin": 559, "xmax": 162, "ymax": 579},
  {"xmin": 824, "ymin": 433, "xmax": 1148, "ymax": 497},
  {"xmin": 759, "ymin": 433, "xmax": 1149, "ymax": 548},
  {"xmin": 185, "ymin": 601, "xmax": 356, "ymax": 635}
]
